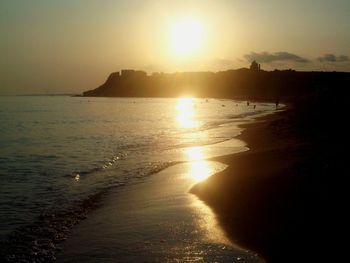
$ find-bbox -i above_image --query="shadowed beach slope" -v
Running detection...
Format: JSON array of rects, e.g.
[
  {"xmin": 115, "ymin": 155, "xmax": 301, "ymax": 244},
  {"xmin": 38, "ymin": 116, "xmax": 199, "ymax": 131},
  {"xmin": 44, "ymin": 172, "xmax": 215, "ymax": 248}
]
[{"xmin": 191, "ymin": 96, "xmax": 344, "ymax": 262}]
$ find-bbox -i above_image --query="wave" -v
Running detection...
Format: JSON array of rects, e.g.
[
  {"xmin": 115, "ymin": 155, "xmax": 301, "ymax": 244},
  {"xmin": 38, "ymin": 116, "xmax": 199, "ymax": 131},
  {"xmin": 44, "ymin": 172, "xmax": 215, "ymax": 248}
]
[
  {"xmin": 0, "ymin": 191, "xmax": 105, "ymax": 262},
  {"xmin": 0, "ymin": 160, "xmax": 182, "ymax": 262},
  {"xmin": 0, "ymin": 98, "xmax": 276, "ymax": 261}
]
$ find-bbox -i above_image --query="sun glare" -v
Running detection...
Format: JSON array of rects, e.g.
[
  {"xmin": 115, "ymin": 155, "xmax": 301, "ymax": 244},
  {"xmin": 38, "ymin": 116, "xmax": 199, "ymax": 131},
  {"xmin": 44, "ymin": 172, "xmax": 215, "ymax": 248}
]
[
  {"xmin": 171, "ymin": 19, "xmax": 203, "ymax": 56},
  {"xmin": 176, "ymin": 98, "xmax": 199, "ymax": 128},
  {"xmin": 184, "ymin": 146, "xmax": 211, "ymax": 182}
]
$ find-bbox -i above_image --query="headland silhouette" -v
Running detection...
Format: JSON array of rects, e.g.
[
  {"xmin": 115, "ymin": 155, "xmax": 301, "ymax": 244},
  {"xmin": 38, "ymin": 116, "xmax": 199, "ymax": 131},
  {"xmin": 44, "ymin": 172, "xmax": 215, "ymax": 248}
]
[{"xmin": 83, "ymin": 62, "xmax": 350, "ymax": 102}]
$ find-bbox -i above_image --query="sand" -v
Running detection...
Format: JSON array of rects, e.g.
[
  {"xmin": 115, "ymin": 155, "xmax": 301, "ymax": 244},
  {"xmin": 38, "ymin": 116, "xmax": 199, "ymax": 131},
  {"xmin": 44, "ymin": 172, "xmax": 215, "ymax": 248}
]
[
  {"xmin": 56, "ymin": 160, "xmax": 262, "ymax": 262},
  {"xmin": 191, "ymin": 109, "xmax": 336, "ymax": 262}
]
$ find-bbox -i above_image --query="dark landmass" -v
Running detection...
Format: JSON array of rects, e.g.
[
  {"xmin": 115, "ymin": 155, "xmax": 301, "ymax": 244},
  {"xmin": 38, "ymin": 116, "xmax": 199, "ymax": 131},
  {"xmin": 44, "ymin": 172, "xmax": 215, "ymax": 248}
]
[
  {"xmin": 83, "ymin": 65, "xmax": 350, "ymax": 102},
  {"xmin": 191, "ymin": 91, "xmax": 346, "ymax": 262}
]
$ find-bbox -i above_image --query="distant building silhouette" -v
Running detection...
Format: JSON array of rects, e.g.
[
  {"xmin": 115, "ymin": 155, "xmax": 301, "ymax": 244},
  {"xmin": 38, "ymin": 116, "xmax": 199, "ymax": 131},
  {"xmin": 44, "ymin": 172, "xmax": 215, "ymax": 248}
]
[
  {"xmin": 121, "ymin": 69, "xmax": 147, "ymax": 78},
  {"xmin": 250, "ymin": 60, "xmax": 261, "ymax": 71},
  {"xmin": 121, "ymin": 69, "xmax": 135, "ymax": 77}
]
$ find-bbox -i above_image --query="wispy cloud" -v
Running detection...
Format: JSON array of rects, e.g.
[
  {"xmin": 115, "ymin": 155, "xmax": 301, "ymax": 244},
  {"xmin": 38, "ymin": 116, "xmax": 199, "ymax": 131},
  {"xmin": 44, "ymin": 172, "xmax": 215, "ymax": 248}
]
[
  {"xmin": 318, "ymin": 54, "xmax": 349, "ymax": 62},
  {"xmin": 244, "ymin": 51, "xmax": 310, "ymax": 63}
]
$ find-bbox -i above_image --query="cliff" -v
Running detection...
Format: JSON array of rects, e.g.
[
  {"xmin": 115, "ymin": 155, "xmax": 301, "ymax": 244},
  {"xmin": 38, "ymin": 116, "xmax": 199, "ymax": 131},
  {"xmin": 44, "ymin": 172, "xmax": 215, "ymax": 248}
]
[{"xmin": 83, "ymin": 68, "xmax": 350, "ymax": 101}]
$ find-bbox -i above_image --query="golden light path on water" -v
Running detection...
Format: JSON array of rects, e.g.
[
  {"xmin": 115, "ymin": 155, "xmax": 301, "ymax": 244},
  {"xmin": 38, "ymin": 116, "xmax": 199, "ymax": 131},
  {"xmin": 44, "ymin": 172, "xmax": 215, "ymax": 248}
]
[
  {"xmin": 186, "ymin": 149, "xmax": 232, "ymax": 245},
  {"xmin": 176, "ymin": 97, "xmax": 200, "ymax": 129},
  {"xmin": 176, "ymin": 97, "xmax": 233, "ymax": 245},
  {"xmin": 185, "ymin": 147, "xmax": 212, "ymax": 182},
  {"xmin": 176, "ymin": 97, "xmax": 215, "ymax": 183}
]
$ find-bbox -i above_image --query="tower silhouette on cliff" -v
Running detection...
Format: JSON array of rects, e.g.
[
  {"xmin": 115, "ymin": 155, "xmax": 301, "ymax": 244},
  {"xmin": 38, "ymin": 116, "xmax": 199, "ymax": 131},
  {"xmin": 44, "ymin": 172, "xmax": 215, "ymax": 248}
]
[{"xmin": 250, "ymin": 60, "xmax": 261, "ymax": 71}]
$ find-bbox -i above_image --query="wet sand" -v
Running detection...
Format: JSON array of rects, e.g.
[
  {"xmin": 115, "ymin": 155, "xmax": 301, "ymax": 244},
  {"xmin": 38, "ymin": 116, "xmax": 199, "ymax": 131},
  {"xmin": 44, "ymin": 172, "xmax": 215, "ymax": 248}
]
[
  {"xmin": 56, "ymin": 160, "xmax": 262, "ymax": 262},
  {"xmin": 191, "ymin": 109, "xmax": 336, "ymax": 262}
]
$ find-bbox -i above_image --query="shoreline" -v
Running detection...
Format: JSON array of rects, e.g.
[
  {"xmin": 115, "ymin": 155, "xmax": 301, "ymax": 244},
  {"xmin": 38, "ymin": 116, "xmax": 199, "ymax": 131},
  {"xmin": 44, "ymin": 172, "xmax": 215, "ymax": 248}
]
[
  {"xmin": 54, "ymin": 109, "xmax": 281, "ymax": 262},
  {"xmin": 1, "ymin": 92, "xmax": 342, "ymax": 262},
  {"xmin": 191, "ymin": 107, "xmax": 334, "ymax": 262},
  {"xmin": 0, "ymin": 99, "xmax": 274, "ymax": 262},
  {"xmin": 56, "ymin": 161, "xmax": 262, "ymax": 262}
]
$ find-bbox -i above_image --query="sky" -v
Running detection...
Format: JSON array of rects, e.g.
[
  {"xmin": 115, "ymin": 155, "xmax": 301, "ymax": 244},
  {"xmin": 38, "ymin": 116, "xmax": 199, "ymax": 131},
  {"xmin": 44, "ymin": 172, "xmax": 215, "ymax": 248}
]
[{"xmin": 0, "ymin": 0, "xmax": 349, "ymax": 95}]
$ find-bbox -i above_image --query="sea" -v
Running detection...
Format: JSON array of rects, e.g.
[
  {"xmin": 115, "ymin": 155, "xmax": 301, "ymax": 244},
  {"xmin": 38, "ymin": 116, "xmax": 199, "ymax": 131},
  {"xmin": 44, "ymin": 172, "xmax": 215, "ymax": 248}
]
[{"xmin": 0, "ymin": 96, "xmax": 276, "ymax": 260}]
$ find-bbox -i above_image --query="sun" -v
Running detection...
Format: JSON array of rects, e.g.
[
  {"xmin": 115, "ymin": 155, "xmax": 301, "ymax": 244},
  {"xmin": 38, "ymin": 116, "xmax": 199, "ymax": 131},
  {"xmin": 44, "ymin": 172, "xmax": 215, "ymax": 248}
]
[{"xmin": 171, "ymin": 18, "xmax": 203, "ymax": 56}]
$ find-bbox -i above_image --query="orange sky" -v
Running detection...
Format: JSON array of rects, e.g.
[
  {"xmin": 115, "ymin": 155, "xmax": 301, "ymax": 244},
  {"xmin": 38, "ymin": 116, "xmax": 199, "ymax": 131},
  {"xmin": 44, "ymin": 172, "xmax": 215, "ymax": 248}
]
[{"xmin": 1, "ymin": 0, "xmax": 349, "ymax": 94}]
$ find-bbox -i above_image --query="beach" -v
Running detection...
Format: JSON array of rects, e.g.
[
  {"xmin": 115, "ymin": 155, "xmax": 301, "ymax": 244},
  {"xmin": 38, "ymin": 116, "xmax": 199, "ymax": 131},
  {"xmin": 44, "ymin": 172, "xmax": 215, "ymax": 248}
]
[
  {"xmin": 1, "ymin": 97, "xmax": 339, "ymax": 262},
  {"xmin": 56, "ymin": 160, "xmax": 262, "ymax": 262},
  {"xmin": 55, "ymin": 105, "xmax": 333, "ymax": 263},
  {"xmin": 192, "ymin": 105, "xmax": 338, "ymax": 262},
  {"xmin": 2, "ymin": 1, "xmax": 348, "ymax": 262},
  {"xmin": 1, "ymin": 97, "xmax": 280, "ymax": 262},
  {"xmin": 55, "ymin": 108, "xmax": 305, "ymax": 262}
]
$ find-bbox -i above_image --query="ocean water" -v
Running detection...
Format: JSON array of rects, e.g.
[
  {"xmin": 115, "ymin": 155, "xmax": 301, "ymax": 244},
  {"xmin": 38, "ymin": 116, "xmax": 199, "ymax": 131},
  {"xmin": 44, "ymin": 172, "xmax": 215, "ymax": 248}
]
[{"xmin": 0, "ymin": 96, "xmax": 275, "ymax": 241}]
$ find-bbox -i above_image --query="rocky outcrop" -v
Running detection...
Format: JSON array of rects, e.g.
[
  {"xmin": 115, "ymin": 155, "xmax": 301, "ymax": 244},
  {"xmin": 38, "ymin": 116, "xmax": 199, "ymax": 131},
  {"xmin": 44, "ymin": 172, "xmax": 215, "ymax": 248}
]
[{"xmin": 83, "ymin": 68, "xmax": 350, "ymax": 101}]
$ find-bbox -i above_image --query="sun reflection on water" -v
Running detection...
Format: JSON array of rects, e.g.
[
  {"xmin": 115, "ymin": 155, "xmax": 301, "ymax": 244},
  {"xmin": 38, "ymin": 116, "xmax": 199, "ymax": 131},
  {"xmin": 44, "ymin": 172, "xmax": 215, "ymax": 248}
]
[
  {"xmin": 185, "ymin": 146, "xmax": 203, "ymax": 161},
  {"xmin": 183, "ymin": 147, "xmax": 232, "ymax": 244},
  {"xmin": 189, "ymin": 160, "xmax": 212, "ymax": 182},
  {"xmin": 185, "ymin": 157, "xmax": 231, "ymax": 245},
  {"xmin": 176, "ymin": 98, "xmax": 199, "ymax": 128},
  {"xmin": 184, "ymin": 146, "xmax": 212, "ymax": 182},
  {"xmin": 174, "ymin": 97, "xmax": 242, "ymax": 248}
]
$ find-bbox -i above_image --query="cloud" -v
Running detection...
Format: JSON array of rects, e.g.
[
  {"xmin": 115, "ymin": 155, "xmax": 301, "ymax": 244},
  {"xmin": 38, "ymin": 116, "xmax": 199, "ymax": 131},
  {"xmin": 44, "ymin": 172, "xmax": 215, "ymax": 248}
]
[
  {"xmin": 318, "ymin": 54, "xmax": 349, "ymax": 62},
  {"xmin": 244, "ymin": 51, "xmax": 310, "ymax": 63}
]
